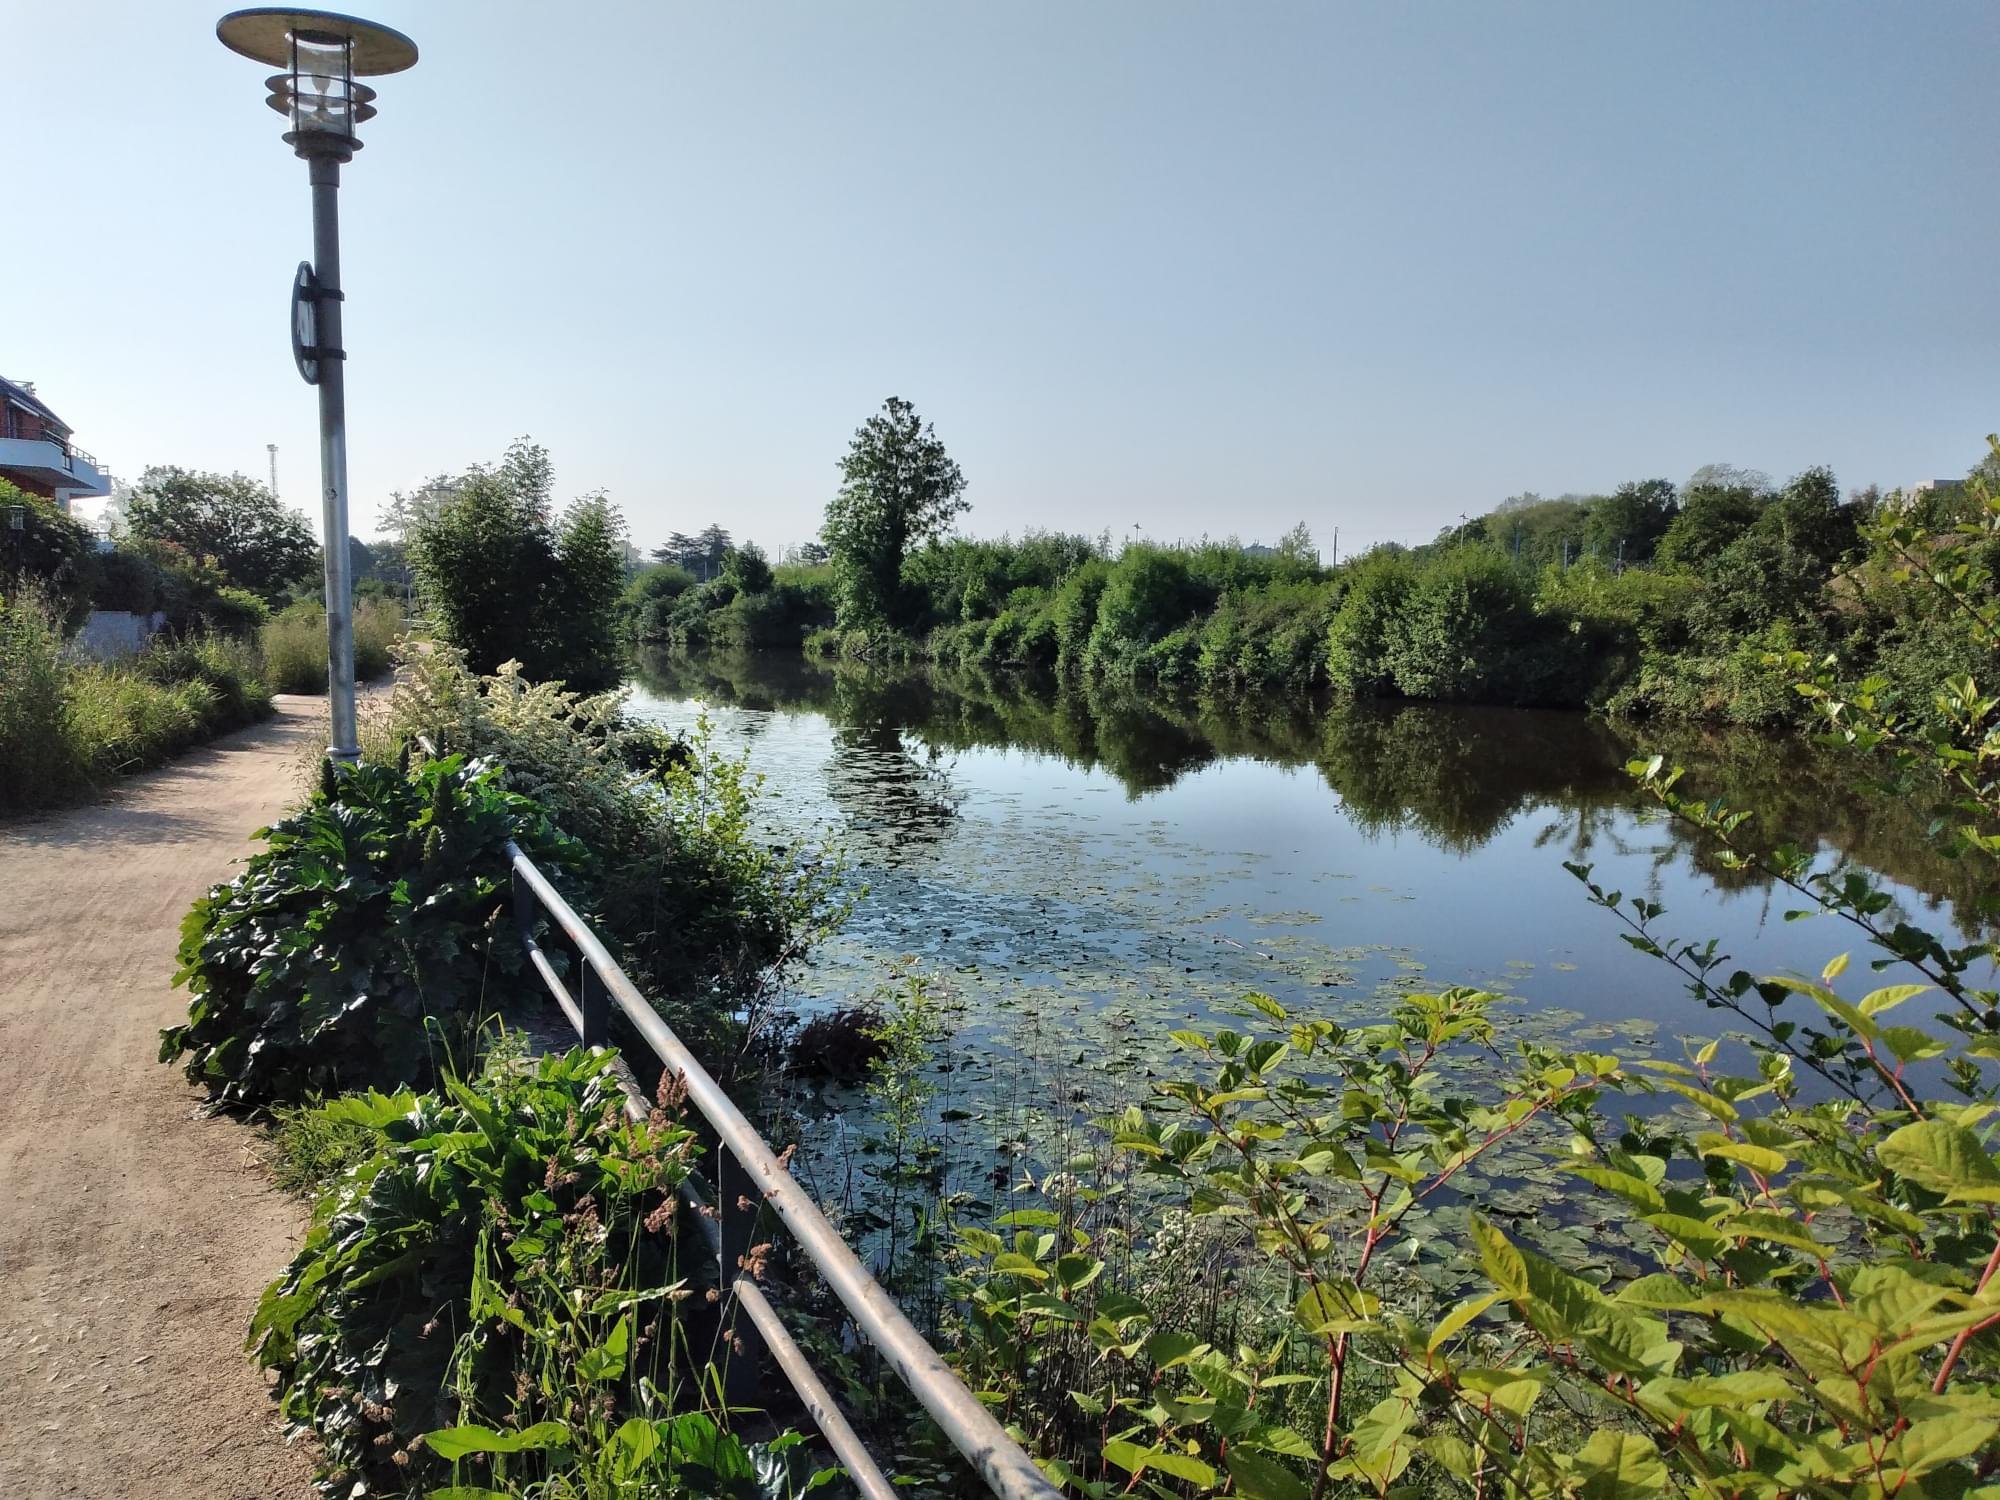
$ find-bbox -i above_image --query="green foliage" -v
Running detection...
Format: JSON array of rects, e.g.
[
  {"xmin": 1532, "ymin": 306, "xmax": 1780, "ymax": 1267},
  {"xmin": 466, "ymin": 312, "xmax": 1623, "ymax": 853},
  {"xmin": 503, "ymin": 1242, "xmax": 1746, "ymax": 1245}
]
[
  {"xmin": 257, "ymin": 597, "xmax": 401, "ymax": 693},
  {"xmin": 133, "ymin": 631, "xmax": 273, "ymax": 729},
  {"xmin": 938, "ymin": 461, "xmax": 2000, "ymax": 1499},
  {"xmin": 550, "ymin": 493, "xmax": 633, "ymax": 691},
  {"xmin": 1381, "ymin": 546, "xmax": 1577, "ymax": 704},
  {"xmin": 0, "ymin": 479, "xmax": 99, "ymax": 630},
  {"xmin": 722, "ymin": 542, "xmax": 774, "ymax": 596},
  {"xmin": 1195, "ymin": 578, "xmax": 1342, "ymax": 689},
  {"xmin": 823, "ymin": 396, "xmax": 969, "ymax": 630},
  {"xmin": 0, "ymin": 584, "xmax": 90, "ymax": 802},
  {"xmin": 409, "ymin": 439, "xmax": 630, "ymax": 691},
  {"xmin": 126, "ymin": 465, "xmax": 318, "ymax": 602},
  {"xmin": 249, "ymin": 1049, "xmax": 707, "ymax": 1497},
  {"xmin": 90, "ymin": 546, "xmax": 163, "ymax": 614},
  {"xmin": 158, "ymin": 754, "xmax": 578, "ymax": 1106},
  {"xmin": 1052, "ymin": 560, "xmax": 1114, "ymax": 673},
  {"xmin": 621, "ymin": 563, "xmax": 698, "ymax": 640},
  {"xmin": 1655, "ymin": 483, "xmax": 1766, "ymax": 572},
  {"xmin": 1085, "ymin": 548, "xmax": 1205, "ymax": 676},
  {"xmin": 1325, "ymin": 548, "xmax": 1414, "ymax": 696},
  {"xmin": 0, "ymin": 587, "xmax": 276, "ymax": 810},
  {"xmin": 384, "ymin": 647, "xmax": 843, "ymax": 1019}
]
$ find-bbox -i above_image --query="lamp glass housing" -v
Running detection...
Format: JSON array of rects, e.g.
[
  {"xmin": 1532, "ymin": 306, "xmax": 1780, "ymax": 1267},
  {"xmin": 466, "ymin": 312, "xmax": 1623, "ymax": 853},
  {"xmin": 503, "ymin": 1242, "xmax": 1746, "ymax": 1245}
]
[{"xmin": 289, "ymin": 31, "xmax": 354, "ymax": 137}]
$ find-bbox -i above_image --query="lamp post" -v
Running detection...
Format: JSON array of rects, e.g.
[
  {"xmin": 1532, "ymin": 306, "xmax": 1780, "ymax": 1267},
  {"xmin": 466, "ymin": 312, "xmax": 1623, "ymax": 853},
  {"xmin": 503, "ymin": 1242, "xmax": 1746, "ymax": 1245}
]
[{"xmin": 216, "ymin": 8, "xmax": 417, "ymax": 764}]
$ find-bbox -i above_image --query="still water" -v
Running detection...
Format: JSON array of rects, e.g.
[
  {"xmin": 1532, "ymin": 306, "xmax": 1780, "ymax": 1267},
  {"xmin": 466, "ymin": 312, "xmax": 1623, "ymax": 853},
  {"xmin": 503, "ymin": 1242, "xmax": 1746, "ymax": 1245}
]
[{"xmin": 627, "ymin": 650, "xmax": 1985, "ymax": 1078}]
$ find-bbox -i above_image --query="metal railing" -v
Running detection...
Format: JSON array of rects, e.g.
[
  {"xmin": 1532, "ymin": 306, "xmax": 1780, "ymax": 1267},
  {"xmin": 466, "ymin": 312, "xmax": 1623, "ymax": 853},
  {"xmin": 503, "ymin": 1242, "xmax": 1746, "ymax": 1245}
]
[{"xmin": 501, "ymin": 838, "xmax": 1061, "ymax": 1500}]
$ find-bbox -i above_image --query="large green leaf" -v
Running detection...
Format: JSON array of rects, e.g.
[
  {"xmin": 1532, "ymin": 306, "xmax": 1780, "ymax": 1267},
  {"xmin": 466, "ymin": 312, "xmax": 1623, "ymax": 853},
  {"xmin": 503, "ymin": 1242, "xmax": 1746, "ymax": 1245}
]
[
  {"xmin": 1879, "ymin": 1120, "xmax": 2000, "ymax": 1203},
  {"xmin": 424, "ymin": 1421, "xmax": 571, "ymax": 1459}
]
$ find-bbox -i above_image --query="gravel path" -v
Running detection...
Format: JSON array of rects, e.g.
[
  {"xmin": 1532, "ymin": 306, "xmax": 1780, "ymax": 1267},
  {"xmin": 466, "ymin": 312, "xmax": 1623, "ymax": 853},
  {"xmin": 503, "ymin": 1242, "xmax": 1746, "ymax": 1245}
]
[{"xmin": 0, "ymin": 699, "xmax": 326, "ymax": 1499}]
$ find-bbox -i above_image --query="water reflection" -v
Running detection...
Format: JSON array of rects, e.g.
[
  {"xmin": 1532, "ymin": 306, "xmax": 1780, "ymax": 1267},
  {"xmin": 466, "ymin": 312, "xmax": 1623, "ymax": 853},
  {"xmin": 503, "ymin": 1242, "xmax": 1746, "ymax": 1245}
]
[{"xmin": 633, "ymin": 648, "xmax": 1985, "ymax": 922}]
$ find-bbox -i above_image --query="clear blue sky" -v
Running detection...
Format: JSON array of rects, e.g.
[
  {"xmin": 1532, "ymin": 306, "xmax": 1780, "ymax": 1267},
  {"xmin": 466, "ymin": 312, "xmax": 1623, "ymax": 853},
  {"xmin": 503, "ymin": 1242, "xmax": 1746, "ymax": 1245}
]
[{"xmin": 11, "ymin": 1, "xmax": 1996, "ymax": 554}]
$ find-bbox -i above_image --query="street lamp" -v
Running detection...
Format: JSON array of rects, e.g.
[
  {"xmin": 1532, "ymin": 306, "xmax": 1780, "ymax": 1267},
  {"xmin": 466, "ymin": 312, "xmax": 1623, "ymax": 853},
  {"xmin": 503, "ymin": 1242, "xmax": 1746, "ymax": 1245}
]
[{"xmin": 216, "ymin": 8, "xmax": 417, "ymax": 763}]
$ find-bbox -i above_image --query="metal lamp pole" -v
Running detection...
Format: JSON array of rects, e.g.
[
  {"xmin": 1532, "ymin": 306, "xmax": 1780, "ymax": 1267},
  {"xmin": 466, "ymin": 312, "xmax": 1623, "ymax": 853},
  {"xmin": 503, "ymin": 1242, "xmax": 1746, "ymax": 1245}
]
[
  {"xmin": 217, "ymin": 7, "xmax": 418, "ymax": 763},
  {"xmin": 308, "ymin": 149, "xmax": 357, "ymax": 759}
]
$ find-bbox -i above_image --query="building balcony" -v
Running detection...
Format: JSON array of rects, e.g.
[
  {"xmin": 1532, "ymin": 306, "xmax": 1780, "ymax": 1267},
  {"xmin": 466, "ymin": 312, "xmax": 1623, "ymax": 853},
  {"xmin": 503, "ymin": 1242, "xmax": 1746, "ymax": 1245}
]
[{"xmin": 0, "ymin": 436, "xmax": 110, "ymax": 498}]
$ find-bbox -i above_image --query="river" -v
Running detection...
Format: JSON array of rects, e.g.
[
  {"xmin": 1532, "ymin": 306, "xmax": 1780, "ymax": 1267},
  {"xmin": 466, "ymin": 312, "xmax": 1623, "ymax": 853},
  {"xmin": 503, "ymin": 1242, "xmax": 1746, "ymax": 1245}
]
[{"xmin": 625, "ymin": 649, "xmax": 1986, "ymax": 1260}]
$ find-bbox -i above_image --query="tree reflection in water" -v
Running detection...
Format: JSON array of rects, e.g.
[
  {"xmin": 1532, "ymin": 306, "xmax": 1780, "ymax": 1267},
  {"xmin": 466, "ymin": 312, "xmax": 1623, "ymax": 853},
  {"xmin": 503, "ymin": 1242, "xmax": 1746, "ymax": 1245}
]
[{"xmin": 630, "ymin": 648, "xmax": 1992, "ymax": 926}]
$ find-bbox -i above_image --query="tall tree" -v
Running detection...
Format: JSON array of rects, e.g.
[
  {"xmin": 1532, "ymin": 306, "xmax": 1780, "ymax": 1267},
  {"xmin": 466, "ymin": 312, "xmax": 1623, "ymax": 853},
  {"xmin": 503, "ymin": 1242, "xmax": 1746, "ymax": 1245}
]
[
  {"xmin": 125, "ymin": 466, "xmax": 317, "ymax": 601},
  {"xmin": 1583, "ymin": 478, "xmax": 1678, "ymax": 566},
  {"xmin": 696, "ymin": 525, "xmax": 733, "ymax": 579},
  {"xmin": 408, "ymin": 438, "xmax": 629, "ymax": 687},
  {"xmin": 550, "ymin": 493, "xmax": 630, "ymax": 691},
  {"xmin": 822, "ymin": 396, "xmax": 968, "ymax": 629}
]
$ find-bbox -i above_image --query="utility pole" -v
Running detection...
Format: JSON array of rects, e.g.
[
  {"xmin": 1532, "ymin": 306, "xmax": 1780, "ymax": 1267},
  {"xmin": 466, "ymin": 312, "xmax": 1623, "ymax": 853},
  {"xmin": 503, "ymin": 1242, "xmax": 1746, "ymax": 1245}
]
[
  {"xmin": 267, "ymin": 443, "xmax": 279, "ymax": 499},
  {"xmin": 1330, "ymin": 525, "xmax": 1339, "ymax": 567}
]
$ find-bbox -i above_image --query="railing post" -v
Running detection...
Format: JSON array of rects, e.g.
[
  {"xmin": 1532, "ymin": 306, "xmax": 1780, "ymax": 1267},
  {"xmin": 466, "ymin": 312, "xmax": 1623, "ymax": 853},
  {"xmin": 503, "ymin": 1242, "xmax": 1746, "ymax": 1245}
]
[
  {"xmin": 510, "ymin": 858, "xmax": 534, "ymax": 945},
  {"xmin": 579, "ymin": 963, "xmax": 609, "ymax": 1050},
  {"xmin": 716, "ymin": 1149, "xmax": 770, "ymax": 1404}
]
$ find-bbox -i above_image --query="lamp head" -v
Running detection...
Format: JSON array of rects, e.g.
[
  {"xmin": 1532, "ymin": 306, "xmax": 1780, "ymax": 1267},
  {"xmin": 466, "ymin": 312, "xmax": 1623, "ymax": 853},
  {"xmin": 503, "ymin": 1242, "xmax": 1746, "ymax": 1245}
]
[{"xmin": 217, "ymin": 9, "xmax": 417, "ymax": 160}]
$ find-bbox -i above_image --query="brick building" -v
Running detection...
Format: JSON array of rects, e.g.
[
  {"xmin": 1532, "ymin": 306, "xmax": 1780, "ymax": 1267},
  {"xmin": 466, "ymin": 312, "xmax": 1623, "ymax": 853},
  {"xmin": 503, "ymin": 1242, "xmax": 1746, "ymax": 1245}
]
[{"xmin": 0, "ymin": 376, "xmax": 110, "ymax": 511}]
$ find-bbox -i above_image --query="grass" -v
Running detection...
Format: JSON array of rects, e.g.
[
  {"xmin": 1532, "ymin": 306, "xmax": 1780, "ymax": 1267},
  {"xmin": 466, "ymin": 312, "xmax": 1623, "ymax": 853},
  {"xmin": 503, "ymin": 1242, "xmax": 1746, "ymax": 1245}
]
[
  {"xmin": 0, "ymin": 588, "xmax": 277, "ymax": 812},
  {"xmin": 257, "ymin": 598, "xmax": 402, "ymax": 693},
  {"xmin": 267, "ymin": 1096, "xmax": 380, "ymax": 1195}
]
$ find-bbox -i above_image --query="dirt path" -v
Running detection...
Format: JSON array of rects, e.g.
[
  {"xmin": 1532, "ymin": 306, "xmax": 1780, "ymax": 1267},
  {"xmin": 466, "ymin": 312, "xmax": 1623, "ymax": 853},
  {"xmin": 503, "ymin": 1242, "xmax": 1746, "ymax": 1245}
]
[{"xmin": 0, "ymin": 699, "xmax": 327, "ymax": 1500}]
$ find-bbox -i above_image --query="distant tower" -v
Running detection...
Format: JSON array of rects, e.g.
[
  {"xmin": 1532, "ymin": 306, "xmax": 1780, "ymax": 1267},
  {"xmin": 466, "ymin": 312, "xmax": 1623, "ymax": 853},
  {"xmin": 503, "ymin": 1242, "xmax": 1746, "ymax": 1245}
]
[{"xmin": 267, "ymin": 443, "xmax": 279, "ymax": 499}]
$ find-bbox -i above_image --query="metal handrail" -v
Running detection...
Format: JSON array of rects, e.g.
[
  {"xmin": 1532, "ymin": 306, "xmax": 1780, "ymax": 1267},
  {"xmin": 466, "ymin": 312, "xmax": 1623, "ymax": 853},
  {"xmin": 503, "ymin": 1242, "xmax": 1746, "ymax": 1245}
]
[{"xmin": 501, "ymin": 838, "xmax": 1061, "ymax": 1500}]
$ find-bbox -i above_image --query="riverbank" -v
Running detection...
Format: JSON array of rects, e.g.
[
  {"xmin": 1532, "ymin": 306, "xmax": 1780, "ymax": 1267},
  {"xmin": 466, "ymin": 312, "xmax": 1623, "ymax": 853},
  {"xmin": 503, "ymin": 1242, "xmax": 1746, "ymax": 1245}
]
[{"xmin": 0, "ymin": 699, "xmax": 323, "ymax": 1499}]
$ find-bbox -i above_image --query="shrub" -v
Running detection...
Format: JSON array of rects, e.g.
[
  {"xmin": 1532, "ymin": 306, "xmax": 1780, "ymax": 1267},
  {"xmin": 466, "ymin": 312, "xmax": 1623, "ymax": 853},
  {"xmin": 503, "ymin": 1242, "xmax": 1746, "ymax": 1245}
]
[
  {"xmin": 1084, "ymin": 549, "xmax": 1202, "ymax": 675},
  {"xmin": 258, "ymin": 598, "xmax": 401, "ymax": 692},
  {"xmin": 1051, "ymin": 559, "xmax": 1111, "ymax": 672},
  {"xmin": 409, "ymin": 439, "xmax": 629, "ymax": 690},
  {"xmin": 257, "ymin": 604, "xmax": 325, "ymax": 692},
  {"xmin": 91, "ymin": 548, "xmax": 162, "ymax": 614},
  {"xmin": 199, "ymin": 585, "xmax": 270, "ymax": 637},
  {"xmin": 134, "ymin": 631, "xmax": 273, "ymax": 731},
  {"xmin": 0, "ymin": 481, "xmax": 98, "ymax": 631},
  {"xmin": 249, "ymin": 1049, "xmax": 709, "ymax": 1497},
  {"xmin": 1325, "ymin": 548, "xmax": 1415, "ymax": 694},
  {"xmin": 0, "ymin": 591, "xmax": 279, "ymax": 810},
  {"xmin": 0, "ymin": 586, "xmax": 90, "ymax": 804},
  {"xmin": 384, "ymin": 647, "xmax": 842, "ymax": 1020},
  {"xmin": 621, "ymin": 562, "xmax": 697, "ymax": 641},
  {"xmin": 1196, "ymin": 578, "xmax": 1341, "ymax": 688},
  {"xmin": 1381, "ymin": 546, "xmax": 1578, "ymax": 704},
  {"xmin": 158, "ymin": 754, "xmax": 578, "ymax": 1106}
]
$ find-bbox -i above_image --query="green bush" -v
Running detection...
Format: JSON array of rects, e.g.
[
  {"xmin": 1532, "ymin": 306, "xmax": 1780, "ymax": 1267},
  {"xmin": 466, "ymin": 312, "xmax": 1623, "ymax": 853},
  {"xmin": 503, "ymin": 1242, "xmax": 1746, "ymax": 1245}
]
[
  {"xmin": 1084, "ymin": 549, "xmax": 1203, "ymax": 676},
  {"xmin": 91, "ymin": 548, "xmax": 163, "ymax": 614},
  {"xmin": 257, "ymin": 598, "xmax": 401, "ymax": 692},
  {"xmin": 159, "ymin": 754, "xmax": 578, "ymax": 1106},
  {"xmin": 0, "ymin": 481, "xmax": 98, "ymax": 631},
  {"xmin": 257, "ymin": 604, "xmax": 324, "ymax": 692},
  {"xmin": 0, "ymin": 590, "xmax": 278, "ymax": 810},
  {"xmin": 1196, "ymin": 578, "xmax": 1341, "ymax": 688},
  {"xmin": 1605, "ymin": 621, "xmax": 1819, "ymax": 727},
  {"xmin": 1325, "ymin": 548, "xmax": 1415, "ymax": 694},
  {"xmin": 384, "ymin": 648, "xmax": 842, "ymax": 1020},
  {"xmin": 199, "ymin": 585, "xmax": 270, "ymax": 638},
  {"xmin": 134, "ymin": 631, "xmax": 273, "ymax": 731},
  {"xmin": 409, "ymin": 439, "xmax": 630, "ymax": 690},
  {"xmin": 0, "ymin": 586, "xmax": 90, "ymax": 804},
  {"xmin": 1383, "ymin": 546, "xmax": 1579, "ymax": 704},
  {"xmin": 249, "ymin": 1049, "xmax": 716, "ymax": 1497}
]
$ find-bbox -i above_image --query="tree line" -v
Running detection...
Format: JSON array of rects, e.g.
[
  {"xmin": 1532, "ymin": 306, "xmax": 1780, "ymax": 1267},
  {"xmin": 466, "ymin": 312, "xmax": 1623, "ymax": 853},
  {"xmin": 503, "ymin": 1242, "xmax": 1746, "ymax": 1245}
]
[{"xmin": 618, "ymin": 396, "xmax": 1995, "ymax": 732}]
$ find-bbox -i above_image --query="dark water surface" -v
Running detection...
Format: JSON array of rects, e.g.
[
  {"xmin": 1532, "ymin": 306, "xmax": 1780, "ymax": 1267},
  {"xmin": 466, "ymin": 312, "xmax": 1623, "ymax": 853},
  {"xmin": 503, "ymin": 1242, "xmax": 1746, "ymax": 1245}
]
[{"xmin": 628, "ymin": 651, "xmax": 1985, "ymax": 1067}]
